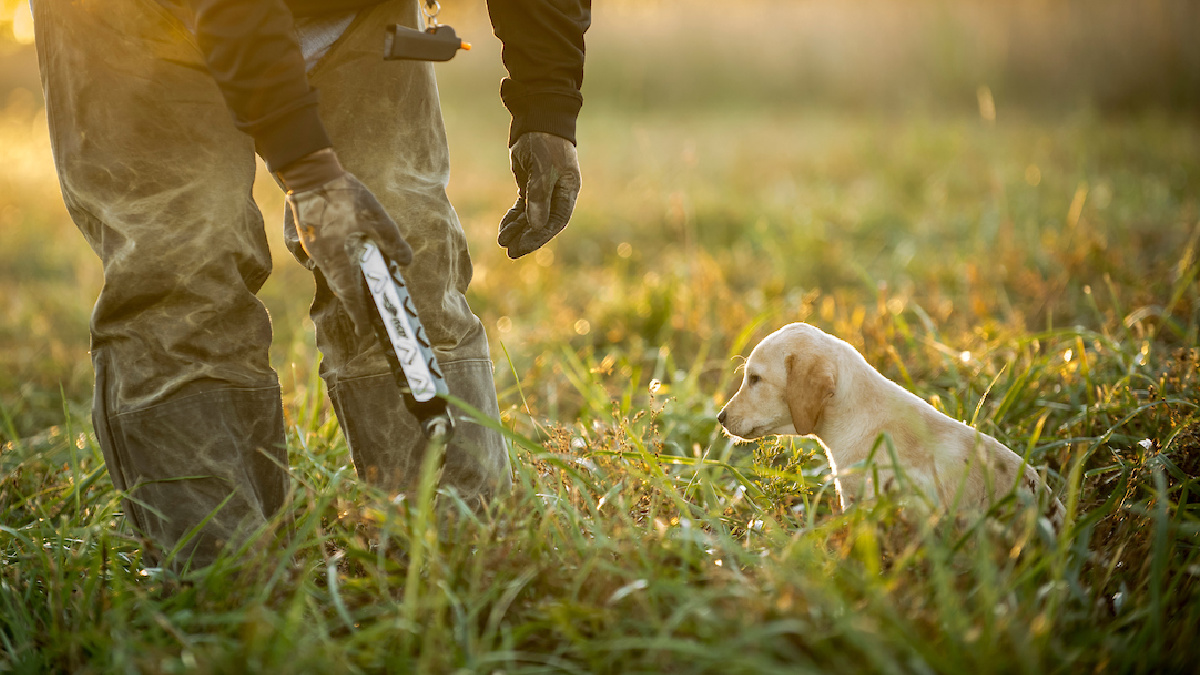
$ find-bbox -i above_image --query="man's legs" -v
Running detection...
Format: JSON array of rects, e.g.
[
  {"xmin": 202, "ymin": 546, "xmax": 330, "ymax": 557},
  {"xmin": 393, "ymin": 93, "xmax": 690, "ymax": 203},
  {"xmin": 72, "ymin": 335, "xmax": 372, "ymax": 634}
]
[
  {"xmin": 33, "ymin": 0, "xmax": 288, "ymax": 568},
  {"xmin": 297, "ymin": 1, "xmax": 512, "ymax": 505}
]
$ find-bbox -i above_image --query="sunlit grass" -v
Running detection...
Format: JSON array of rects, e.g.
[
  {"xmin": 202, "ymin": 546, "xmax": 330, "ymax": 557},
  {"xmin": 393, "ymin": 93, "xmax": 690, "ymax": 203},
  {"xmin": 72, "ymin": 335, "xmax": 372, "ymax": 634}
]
[
  {"xmin": 2, "ymin": 318, "xmax": 1197, "ymax": 671},
  {"xmin": 2, "ymin": 2, "xmax": 1199, "ymax": 671}
]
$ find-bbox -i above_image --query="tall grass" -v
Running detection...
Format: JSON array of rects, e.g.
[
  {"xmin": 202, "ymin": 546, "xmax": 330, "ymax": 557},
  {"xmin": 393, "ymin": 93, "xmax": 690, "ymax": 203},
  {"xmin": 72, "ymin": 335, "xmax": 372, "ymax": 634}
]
[
  {"xmin": 3, "ymin": 316, "xmax": 1197, "ymax": 671},
  {"xmin": 3, "ymin": 1, "xmax": 1200, "ymax": 672}
]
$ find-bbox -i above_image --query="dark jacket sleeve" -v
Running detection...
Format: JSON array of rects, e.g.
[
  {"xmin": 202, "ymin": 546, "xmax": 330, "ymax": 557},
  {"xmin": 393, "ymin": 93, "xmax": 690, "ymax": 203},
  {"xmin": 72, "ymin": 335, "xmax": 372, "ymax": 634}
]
[
  {"xmin": 187, "ymin": 0, "xmax": 331, "ymax": 172},
  {"xmin": 488, "ymin": 0, "xmax": 591, "ymax": 147}
]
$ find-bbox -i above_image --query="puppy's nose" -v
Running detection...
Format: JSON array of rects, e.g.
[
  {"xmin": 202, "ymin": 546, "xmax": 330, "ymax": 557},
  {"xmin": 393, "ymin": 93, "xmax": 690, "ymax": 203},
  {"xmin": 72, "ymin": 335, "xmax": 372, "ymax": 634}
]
[{"xmin": 717, "ymin": 410, "xmax": 727, "ymax": 426}]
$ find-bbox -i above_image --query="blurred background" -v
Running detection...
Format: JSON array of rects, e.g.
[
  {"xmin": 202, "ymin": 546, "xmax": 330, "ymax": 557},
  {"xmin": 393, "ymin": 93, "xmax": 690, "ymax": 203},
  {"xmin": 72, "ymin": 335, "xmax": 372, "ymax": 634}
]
[
  {"xmin": 1, "ymin": 0, "xmax": 1198, "ymax": 440},
  {"xmin": 6, "ymin": 0, "xmax": 1200, "ymax": 109}
]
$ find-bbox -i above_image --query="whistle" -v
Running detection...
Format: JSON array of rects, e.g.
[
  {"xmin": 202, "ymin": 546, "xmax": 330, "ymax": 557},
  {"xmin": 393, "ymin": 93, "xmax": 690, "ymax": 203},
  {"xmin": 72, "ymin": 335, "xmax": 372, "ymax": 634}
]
[{"xmin": 384, "ymin": 24, "xmax": 471, "ymax": 62}]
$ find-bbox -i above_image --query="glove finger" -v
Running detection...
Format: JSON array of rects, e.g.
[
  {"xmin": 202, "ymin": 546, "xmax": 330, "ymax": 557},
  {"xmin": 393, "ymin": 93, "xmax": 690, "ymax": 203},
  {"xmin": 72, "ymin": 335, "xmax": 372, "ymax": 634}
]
[
  {"xmin": 344, "ymin": 300, "xmax": 376, "ymax": 339},
  {"xmin": 498, "ymin": 220, "xmax": 525, "ymax": 249},
  {"xmin": 497, "ymin": 201, "xmax": 527, "ymax": 248},
  {"xmin": 510, "ymin": 222, "xmax": 561, "ymax": 258},
  {"xmin": 511, "ymin": 225, "xmax": 561, "ymax": 258},
  {"xmin": 501, "ymin": 222, "xmax": 529, "ymax": 259},
  {"xmin": 282, "ymin": 203, "xmax": 316, "ymax": 269},
  {"xmin": 546, "ymin": 180, "xmax": 579, "ymax": 234},
  {"xmin": 349, "ymin": 181, "xmax": 413, "ymax": 266},
  {"xmin": 509, "ymin": 181, "xmax": 576, "ymax": 258},
  {"xmin": 524, "ymin": 170, "xmax": 554, "ymax": 232},
  {"xmin": 369, "ymin": 218, "xmax": 413, "ymax": 266},
  {"xmin": 324, "ymin": 263, "xmax": 375, "ymax": 337},
  {"xmin": 510, "ymin": 144, "xmax": 531, "ymax": 198}
]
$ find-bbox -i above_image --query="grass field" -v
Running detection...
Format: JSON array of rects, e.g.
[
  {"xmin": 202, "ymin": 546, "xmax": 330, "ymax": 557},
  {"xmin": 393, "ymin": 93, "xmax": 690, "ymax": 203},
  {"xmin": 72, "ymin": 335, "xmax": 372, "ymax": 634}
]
[{"xmin": 2, "ymin": 1, "xmax": 1199, "ymax": 672}]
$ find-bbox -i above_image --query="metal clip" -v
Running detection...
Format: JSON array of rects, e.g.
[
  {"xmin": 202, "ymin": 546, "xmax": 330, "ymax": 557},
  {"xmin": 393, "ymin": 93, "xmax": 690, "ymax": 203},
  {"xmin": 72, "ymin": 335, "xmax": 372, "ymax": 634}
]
[{"xmin": 423, "ymin": 0, "xmax": 441, "ymax": 28}]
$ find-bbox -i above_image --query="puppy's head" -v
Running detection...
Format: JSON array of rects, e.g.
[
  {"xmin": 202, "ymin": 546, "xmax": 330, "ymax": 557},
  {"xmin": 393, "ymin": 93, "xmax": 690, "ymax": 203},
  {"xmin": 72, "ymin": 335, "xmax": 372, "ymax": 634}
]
[{"xmin": 718, "ymin": 323, "xmax": 838, "ymax": 441}]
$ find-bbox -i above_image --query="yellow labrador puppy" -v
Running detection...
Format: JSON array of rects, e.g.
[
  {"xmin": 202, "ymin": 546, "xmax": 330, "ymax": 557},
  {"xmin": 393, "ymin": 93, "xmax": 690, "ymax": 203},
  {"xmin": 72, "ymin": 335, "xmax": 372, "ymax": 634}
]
[{"xmin": 718, "ymin": 323, "xmax": 1064, "ymax": 528}]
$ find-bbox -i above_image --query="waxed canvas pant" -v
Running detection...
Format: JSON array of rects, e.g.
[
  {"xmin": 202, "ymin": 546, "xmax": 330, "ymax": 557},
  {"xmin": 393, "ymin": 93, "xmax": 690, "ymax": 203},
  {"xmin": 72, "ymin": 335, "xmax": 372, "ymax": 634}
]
[{"xmin": 33, "ymin": 0, "xmax": 510, "ymax": 569}]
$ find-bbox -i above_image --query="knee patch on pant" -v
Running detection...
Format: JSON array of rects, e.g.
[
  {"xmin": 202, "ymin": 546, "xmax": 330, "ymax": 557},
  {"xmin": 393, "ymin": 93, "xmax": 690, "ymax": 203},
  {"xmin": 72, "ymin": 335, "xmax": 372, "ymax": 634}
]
[{"xmin": 93, "ymin": 355, "xmax": 288, "ymax": 569}]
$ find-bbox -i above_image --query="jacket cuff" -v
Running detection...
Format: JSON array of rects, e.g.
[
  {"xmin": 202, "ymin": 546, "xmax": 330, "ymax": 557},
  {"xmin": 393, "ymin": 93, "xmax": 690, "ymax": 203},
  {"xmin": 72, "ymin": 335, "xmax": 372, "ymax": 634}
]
[
  {"xmin": 504, "ymin": 91, "xmax": 582, "ymax": 147},
  {"xmin": 246, "ymin": 99, "xmax": 333, "ymax": 173}
]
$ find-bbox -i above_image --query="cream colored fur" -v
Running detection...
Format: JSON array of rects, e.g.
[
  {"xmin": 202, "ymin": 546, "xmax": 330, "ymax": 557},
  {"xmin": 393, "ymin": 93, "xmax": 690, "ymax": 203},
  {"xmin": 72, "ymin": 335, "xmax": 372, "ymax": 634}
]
[{"xmin": 718, "ymin": 323, "xmax": 1064, "ymax": 528}]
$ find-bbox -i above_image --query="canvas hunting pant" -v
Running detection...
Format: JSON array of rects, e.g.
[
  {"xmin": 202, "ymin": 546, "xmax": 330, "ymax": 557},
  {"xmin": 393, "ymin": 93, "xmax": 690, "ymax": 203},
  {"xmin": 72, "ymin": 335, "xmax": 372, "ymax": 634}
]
[{"xmin": 33, "ymin": 0, "xmax": 511, "ymax": 569}]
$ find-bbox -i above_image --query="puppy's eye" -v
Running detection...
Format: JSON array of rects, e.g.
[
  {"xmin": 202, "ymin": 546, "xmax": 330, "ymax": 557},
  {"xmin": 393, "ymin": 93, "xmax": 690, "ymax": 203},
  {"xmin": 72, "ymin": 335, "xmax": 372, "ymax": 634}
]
[{"xmin": 748, "ymin": 374, "xmax": 762, "ymax": 385}]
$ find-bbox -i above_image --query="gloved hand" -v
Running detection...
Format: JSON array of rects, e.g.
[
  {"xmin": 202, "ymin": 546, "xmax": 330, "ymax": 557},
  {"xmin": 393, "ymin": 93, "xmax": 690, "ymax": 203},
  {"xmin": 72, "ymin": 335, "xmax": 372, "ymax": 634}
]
[
  {"xmin": 279, "ymin": 148, "xmax": 412, "ymax": 336},
  {"xmin": 497, "ymin": 131, "xmax": 581, "ymax": 259}
]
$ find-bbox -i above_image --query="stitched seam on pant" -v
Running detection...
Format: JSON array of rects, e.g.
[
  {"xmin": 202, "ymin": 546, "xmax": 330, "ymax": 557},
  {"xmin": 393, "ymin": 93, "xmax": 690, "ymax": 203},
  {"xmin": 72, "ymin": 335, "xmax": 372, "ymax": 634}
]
[
  {"xmin": 430, "ymin": 357, "xmax": 494, "ymax": 370},
  {"xmin": 109, "ymin": 384, "xmax": 281, "ymax": 418},
  {"xmin": 333, "ymin": 358, "xmax": 493, "ymax": 385}
]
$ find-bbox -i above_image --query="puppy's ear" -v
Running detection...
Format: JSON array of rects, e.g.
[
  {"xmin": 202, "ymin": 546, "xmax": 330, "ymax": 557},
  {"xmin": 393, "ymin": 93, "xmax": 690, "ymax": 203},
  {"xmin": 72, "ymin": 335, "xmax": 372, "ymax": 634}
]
[{"xmin": 785, "ymin": 352, "xmax": 836, "ymax": 435}]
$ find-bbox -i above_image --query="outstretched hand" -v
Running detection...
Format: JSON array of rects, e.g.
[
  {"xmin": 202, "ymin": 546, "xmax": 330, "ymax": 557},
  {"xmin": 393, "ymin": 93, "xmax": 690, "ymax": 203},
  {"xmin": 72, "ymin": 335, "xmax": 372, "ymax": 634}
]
[{"xmin": 498, "ymin": 132, "xmax": 581, "ymax": 259}]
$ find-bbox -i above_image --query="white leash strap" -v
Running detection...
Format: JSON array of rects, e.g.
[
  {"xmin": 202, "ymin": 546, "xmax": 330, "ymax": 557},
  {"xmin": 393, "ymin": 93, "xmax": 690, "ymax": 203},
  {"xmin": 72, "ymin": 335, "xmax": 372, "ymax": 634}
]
[{"xmin": 358, "ymin": 241, "xmax": 448, "ymax": 404}]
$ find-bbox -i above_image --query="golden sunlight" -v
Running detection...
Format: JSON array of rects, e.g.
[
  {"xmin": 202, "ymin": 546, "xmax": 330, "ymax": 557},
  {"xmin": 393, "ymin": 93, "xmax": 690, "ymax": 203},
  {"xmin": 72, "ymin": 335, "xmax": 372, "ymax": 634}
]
[{"xmin": 11, "ymin": 1, "xmax": 33, "ymax": 45}]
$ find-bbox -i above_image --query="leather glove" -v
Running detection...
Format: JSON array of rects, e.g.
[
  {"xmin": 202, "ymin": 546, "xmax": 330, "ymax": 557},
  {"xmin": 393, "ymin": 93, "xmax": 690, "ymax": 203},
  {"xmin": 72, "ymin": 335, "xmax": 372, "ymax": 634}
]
[
  {"xmin": 279, "ymin": 149, "xmax": 413, "ymax": 336},
  {"xmin": 498, "ymin": 131, "xmax": 582, "ymax": 259}
]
